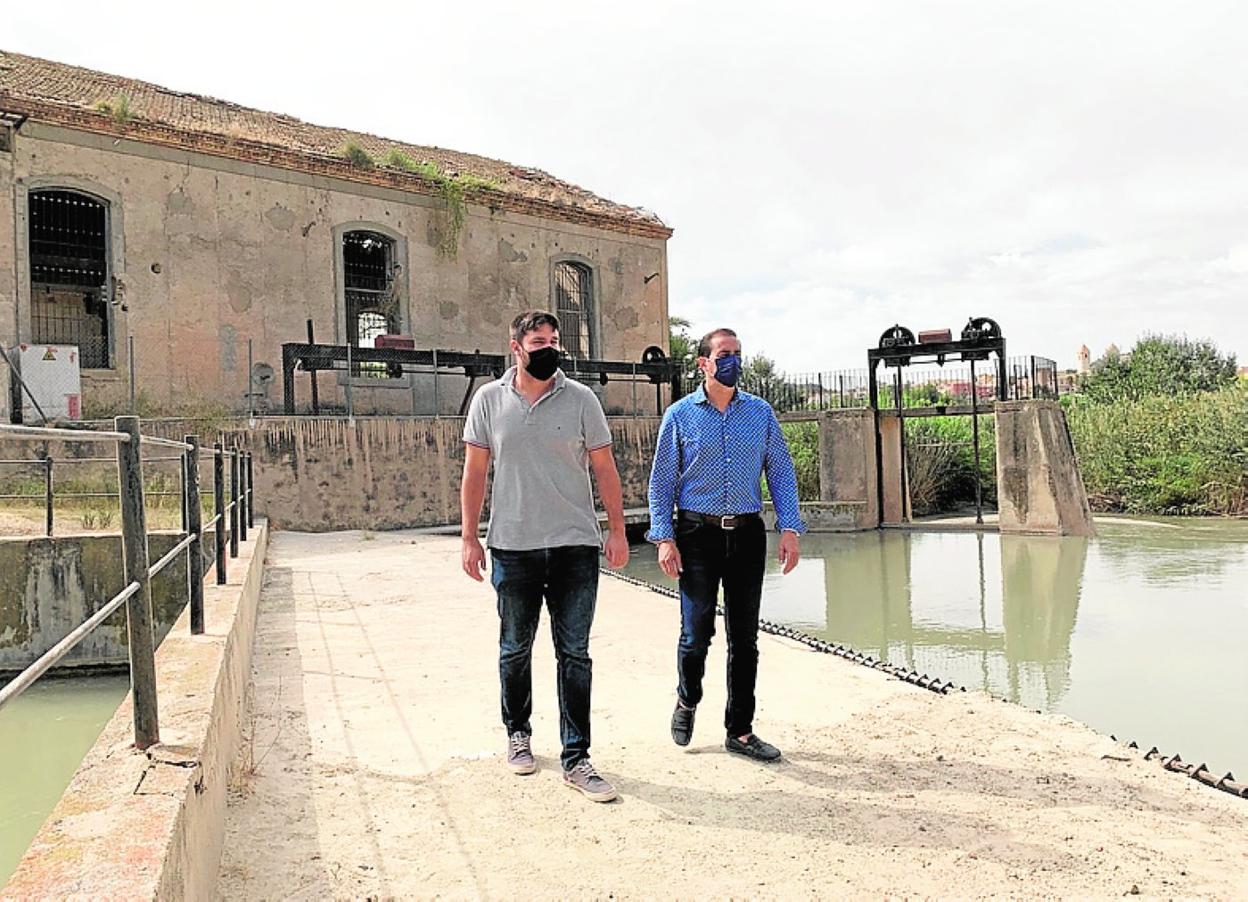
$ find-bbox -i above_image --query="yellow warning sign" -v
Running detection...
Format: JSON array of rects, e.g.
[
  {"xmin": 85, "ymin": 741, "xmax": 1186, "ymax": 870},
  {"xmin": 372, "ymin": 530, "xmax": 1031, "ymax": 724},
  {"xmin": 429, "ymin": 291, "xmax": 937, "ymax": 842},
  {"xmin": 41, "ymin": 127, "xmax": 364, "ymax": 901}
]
[{"xmin": 42, "ymin": 347, "xmax": 56, "ymax": 361}]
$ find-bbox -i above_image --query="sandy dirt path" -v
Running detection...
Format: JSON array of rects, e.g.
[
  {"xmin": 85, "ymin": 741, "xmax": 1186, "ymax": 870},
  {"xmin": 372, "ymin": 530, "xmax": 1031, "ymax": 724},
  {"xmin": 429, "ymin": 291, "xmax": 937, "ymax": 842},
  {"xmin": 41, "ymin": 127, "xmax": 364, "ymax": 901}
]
[{"xmin": 217, "ymin": 530, "xmax": 1248, "ymax": 899}]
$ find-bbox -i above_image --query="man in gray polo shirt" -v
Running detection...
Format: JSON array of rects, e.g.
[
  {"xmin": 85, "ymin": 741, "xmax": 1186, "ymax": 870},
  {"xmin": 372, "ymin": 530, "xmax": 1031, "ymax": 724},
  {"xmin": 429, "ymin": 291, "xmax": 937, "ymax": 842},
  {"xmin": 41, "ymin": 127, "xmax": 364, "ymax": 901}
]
[{"xmin": 460, "ymin": 310, "xmax": 629, "ymax": 803}]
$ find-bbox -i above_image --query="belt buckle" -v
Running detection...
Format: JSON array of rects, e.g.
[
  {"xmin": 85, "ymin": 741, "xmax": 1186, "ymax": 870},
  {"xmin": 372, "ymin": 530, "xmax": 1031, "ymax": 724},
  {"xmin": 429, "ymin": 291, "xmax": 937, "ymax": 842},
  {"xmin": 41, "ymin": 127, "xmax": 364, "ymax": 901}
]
[{"xmin": 721, "ymin": 514, "xmax": 737, "ymax": 531}]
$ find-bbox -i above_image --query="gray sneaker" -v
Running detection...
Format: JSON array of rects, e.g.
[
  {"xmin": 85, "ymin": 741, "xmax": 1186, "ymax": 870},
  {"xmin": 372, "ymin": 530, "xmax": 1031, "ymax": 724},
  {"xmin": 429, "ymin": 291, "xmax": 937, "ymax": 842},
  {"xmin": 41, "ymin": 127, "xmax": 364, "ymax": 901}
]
[
  {"xmin": 562, "ymin": 759, "xmax": 618, "ymax": 802},
  {"xmin": 507, "ymin": 731, "xmax": 536, "ymax": 775}
]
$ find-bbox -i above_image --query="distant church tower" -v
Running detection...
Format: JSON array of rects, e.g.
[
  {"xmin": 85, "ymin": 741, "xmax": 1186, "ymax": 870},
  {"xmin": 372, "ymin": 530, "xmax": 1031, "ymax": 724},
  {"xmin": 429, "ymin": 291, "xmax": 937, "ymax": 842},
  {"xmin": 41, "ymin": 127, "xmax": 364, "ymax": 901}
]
[{"xmin": 1077, "ymin": 345, "xmax": 1091, "ymax": 375}]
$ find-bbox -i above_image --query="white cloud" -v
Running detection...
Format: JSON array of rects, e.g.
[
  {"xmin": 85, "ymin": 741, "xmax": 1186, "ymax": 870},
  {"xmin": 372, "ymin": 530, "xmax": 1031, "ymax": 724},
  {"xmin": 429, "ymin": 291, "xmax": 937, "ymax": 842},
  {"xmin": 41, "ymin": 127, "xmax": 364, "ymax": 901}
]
[{"xmin": 8, "ymin": 0, "xmax": 1248, "ymax": 371}]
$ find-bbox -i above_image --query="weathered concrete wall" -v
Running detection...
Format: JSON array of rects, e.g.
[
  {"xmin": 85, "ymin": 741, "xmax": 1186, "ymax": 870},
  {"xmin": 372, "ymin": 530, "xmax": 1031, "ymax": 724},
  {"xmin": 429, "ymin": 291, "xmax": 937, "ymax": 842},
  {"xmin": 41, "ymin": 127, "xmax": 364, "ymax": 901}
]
[
  {"xmin": 4, "ymin": 522, "xmax": 268, "ymax": 900},
  {"xmin": 0, "ymin": 531, "xmax": 215, "ymax": 671},
  {"xmin": 816, "ymin": 409, "xmax": 878, "ymax": 530},
  {"xmin": 212, "ymin": 415, "xmax": 661, "ymax": 532},
  {"xmin": 995, "ymin": 400, "xmax": 1095, "ymax": 537},
  {"xmin": 2, "ymin": 122, "xmax": 668, "ymax": 417}
]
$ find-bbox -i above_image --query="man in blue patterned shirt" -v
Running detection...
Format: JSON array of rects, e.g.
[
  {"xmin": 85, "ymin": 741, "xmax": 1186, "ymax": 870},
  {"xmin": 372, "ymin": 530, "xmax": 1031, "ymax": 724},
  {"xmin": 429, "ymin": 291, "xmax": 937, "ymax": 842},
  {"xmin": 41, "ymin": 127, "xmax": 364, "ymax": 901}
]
[{"xmin": 647, "ymin": 327, "xmax": 805, "ymax": 762}]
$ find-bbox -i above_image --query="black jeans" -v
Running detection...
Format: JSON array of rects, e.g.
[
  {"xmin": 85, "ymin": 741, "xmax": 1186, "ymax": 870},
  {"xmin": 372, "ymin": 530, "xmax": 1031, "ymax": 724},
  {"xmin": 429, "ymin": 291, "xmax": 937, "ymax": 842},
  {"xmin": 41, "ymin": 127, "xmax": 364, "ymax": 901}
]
[
  {"xmin": 490, "ymin": 545, "xmax": 599, "ymax": 770},
  {"xmin": 675, "ymin": 515, "xmax": 766, "ymax": 737}
]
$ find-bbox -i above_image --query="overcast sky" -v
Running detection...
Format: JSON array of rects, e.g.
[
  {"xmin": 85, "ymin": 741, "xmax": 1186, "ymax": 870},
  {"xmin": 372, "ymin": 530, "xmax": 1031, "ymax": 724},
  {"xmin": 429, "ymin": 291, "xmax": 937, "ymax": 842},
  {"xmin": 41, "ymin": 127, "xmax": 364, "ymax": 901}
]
[{"xmin": 10, "ymin": 1, "xmax": 1247, "ymax": 372}]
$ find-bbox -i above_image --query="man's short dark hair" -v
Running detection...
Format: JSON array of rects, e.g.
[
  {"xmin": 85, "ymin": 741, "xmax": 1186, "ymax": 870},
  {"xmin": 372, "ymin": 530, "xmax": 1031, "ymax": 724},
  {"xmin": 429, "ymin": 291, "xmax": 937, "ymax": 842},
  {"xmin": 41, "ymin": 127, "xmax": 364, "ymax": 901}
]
[
  {"xmin": 511, "ymin": 310, "xmax": 560, "ymax": 343},
  {"xmin": 697, "ymin": 328, "xmax": 738, "ymax": 359}
]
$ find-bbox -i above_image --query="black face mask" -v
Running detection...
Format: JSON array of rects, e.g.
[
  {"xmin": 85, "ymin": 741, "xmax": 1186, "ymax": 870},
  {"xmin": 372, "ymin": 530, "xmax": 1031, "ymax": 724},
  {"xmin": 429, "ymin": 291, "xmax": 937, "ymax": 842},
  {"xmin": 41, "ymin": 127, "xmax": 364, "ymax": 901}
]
[{"xmin": 524, "ymin": 346, "xmax": 561, "ymax": 381}]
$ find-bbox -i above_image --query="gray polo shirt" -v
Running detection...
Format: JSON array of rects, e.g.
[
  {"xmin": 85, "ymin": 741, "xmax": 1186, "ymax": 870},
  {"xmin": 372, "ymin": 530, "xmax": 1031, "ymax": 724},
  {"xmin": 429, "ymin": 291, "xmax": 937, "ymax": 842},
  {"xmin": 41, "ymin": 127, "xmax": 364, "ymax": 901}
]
[{"xmin": 463, "ymin": 366, "xmax": 613, "ymax": 551}]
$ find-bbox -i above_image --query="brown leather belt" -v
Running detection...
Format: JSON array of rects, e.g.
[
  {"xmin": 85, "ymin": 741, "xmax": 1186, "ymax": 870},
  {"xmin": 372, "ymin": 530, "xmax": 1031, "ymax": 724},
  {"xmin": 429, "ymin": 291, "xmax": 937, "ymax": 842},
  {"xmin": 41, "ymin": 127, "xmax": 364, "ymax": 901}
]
[{"xmin": 677, "ymin": 510, "xmax": 761, "ymax": 531}]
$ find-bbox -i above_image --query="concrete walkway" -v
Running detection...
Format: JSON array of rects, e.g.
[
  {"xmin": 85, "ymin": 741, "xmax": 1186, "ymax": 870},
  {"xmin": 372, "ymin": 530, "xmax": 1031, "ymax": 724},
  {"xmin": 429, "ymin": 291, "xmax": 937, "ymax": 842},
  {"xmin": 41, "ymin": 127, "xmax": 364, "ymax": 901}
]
[{"xmin": 218, "ymin": 531, "xmax": 1248, "ymax": 898}]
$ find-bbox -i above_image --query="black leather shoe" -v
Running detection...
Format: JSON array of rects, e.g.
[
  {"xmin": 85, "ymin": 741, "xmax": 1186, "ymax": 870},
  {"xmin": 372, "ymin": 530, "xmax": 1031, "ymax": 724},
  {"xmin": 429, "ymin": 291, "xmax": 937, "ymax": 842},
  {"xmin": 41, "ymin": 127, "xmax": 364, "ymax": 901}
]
[
  {"xmin": 671, "ymin": 701, "xmax": 696, "ymax": 746},
  {"xmin": 725, "ymin": 733, "xmax": 781, "ymax": 762}
]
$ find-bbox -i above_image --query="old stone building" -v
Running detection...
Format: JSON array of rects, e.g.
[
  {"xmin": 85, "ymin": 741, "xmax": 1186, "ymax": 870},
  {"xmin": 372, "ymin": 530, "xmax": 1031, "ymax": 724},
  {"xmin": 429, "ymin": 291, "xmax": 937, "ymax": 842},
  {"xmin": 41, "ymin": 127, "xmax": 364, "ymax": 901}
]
[{"xmin": 0, "ymin": 50, "xmax": 672, "ymax": 419}]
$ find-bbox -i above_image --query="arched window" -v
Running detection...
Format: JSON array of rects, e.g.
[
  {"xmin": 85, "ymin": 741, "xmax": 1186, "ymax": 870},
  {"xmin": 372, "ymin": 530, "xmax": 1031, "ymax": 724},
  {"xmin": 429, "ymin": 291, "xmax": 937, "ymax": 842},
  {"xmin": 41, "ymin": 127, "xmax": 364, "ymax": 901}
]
[
  {"xmin": 342, "ymin": 230, "xmax": 398, "ymax": 378},
  {"xmin": 28, "ymin": 189, "xmax": 112, "ymax": 368},
  {"xmin": 552, "ymin": 261, "xmax": 594, "ymax": 359}
]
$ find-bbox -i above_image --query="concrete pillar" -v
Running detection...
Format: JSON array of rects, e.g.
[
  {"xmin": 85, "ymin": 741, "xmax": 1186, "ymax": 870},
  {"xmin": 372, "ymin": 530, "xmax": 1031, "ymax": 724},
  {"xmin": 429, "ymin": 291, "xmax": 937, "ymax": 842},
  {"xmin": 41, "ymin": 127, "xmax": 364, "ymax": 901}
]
[
  {"xmin": 878, "ymin": 416, "xmax": 910, "ymax": 525},
  {"xmin": 994, "ymin": 400, "xmax": 1095, "ymax": 536},
  {"xmin": 816, "ymin": 409, "xmax": 877, "ymax": 529}
]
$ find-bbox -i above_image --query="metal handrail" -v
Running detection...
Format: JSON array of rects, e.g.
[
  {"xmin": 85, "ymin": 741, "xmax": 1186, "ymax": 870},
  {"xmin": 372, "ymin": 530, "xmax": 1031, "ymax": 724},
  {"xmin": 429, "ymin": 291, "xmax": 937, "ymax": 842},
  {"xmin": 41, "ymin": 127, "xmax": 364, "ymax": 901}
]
[
  {"xmin": 0, "ymin": 419, "xmax": 259, "ymax": 749},
  {"xmin": 0, "ymin": 580, "xmax": 141, "ymax": 710},
  {"xmin": 0, "ymin": 424, "xmax": 130, "ymax": 443},
  {"xmin": 140, "ymin": 435, "xmax": 194, "ymax": 452},
  {"xmin": 148, "ymin": 533, "xmax": 197, "ymax": 579}
]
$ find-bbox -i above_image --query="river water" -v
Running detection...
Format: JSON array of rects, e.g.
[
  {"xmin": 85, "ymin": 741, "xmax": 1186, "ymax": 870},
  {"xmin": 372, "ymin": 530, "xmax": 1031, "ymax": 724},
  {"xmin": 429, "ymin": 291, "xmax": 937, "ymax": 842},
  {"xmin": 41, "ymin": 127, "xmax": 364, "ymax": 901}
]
[
  {"xmin": 0, "ymin": 673, "xmax": 129, "ymax": 883},
  {"xmin": 623, "ymin": 517, "xmax": 1247, "ymax": 777}
]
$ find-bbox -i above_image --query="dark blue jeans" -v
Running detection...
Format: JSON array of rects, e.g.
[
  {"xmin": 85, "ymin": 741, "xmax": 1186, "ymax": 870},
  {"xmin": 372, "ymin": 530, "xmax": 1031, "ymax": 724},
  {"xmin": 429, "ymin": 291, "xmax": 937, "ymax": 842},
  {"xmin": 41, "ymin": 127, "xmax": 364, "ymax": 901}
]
[
  {"xmin": 675, "ymin": 516, "xmax": 766, "ymax": 737},
  {"xmin": 490, "ymin": 545, "xmax": 599, "ymax": 770}
]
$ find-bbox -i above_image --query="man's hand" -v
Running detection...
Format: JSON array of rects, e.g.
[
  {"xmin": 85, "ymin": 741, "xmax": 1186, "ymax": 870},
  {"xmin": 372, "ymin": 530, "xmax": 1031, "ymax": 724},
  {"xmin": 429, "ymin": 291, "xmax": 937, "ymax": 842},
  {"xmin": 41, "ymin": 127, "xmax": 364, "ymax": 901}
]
[
  {"xmin": 658, "ymin": 540, "xmax": 683, "ymax": 580},
  {"xmin": 778, "ymin": 531, "xmax": 801, "ymax": 575},
  {"xmin": 604, "ymin": 530, "xmax": 630, "ymax": 569},
  {"xmin": 462, "ymin": 535, "xmax": 487, "ymax": 581}
]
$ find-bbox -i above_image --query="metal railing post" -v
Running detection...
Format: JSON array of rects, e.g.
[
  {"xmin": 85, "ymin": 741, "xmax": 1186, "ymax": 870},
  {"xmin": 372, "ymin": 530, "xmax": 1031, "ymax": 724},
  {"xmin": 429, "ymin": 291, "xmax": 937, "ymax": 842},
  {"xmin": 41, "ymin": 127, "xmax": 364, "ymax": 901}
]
[
  {"xmin": 185, "ymin": 435, "xmax": 205, "ymax": 635},
  {"xmin": 115, "ymin": 415, "xmax": 160, "ymax": 749},
  {"xmin": 246, "ymin": 452, "xmax": 255, "ymax": 530},
  {"xmin": 214, "ymin": 442, "xmax": 227, "ymax": 585},
  {"xmin": 229, "ymin": 448, "xmax": 240, "ymax": 558},
  {"xmin": 238, "ymin": 447, "xmax": 248, "ymax": 544},
  {"xmin": 179, "ymin": 452, "xmax": 188, "ymax": 534},
  {"xmin": 44, "ymin": 456, "xmax": 53, "ymax": 537}
]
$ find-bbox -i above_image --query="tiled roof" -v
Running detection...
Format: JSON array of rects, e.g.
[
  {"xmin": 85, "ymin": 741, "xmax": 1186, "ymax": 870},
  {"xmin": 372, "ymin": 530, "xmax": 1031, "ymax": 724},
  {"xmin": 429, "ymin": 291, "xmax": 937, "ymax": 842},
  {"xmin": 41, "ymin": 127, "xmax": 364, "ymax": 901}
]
[{"xmin": 0, "ymin": 50, "xmax": 671, "ymax": 239}]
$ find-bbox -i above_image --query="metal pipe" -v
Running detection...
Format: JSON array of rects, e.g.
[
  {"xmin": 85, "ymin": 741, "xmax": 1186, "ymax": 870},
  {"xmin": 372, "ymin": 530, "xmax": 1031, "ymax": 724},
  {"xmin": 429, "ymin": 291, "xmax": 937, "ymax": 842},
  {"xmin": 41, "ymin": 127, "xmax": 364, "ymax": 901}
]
[
  {"xmin": 139, "ymin": 435, "xmax": 194, "ymax": 451},
  {"xmin": 345, "ymin": 343, "xmax": 354, "ymax": 422},
  {"xmin": 238, "ymin": 449, "xmax": 248, "ymax": 544},
  {"xmin": 179, "ymin": 453, "xmax": 188, "ymax": 534},
  {"xmin": 44, "ymin": 456, "xmax": 53, "ymax": 537},
  {"xmin": 307, "ymin": 319, "xmax": 320, "ymax": 415},
  {"xmin": 115, "ymin": 415, "xmax": 160, "ymax": 749},
  {"xmin": 432, "ymin": 348, "xmax": 439, "ymax": 417},
  {"xmin": 0, "ymin": 423, "xmax": 130, "ymax": 443},
  {"xmin": 214, "ymin": 442, "xmax": 227, "ymax": 585},
  {"xmin": 894, "ymin": 369, "xmax": 909, "ymax": 523},
  {"xmin": 0, "ymin": 343, "xmax": 50, "ymax": 424},
  {"xmin": 148, "ymin": 532, "xmax": 196, "ymax": 579},
  {"xmin": 229, "ymin": 449, "xmax": 239, "ymax": 558},
  {"xmin": 970, "ymin": 357, "xmax": 983, "ymax": 525},
  {"xmin": 128, "ymin": 335, "xmax": 136, "ymax": 414},
  {"xmin": 185, "ymin": 435, "xmax": 205, "ymax": 635},
  {"xmin": 631, "ymin": 363, "xmax": 638, "ymax": 417},
  {"xmin": 246, "ymin": 452, "xmax": 255, "ymax": 530},
  {"xmin": 0, "ymin": 581, "xmax": 140, "ymax": 711}
]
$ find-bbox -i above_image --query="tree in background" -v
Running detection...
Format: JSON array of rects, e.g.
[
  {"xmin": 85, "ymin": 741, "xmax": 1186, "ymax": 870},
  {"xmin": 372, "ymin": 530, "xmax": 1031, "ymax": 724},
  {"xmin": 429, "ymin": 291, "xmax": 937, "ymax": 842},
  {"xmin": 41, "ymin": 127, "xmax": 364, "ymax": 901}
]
[
  {"xmin": 1081, "ymin": 335, "xmax": 1237, "ymax": 402},
  {"xmin": 668, "ymin": 316, "xmax": 697, "ymax": 371}
]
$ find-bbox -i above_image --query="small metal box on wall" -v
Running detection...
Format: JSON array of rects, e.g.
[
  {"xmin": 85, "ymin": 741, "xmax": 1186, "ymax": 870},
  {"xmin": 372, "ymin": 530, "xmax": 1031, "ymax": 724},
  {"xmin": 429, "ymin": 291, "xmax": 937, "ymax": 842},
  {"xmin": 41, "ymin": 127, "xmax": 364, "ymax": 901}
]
[{"xmin": 7, "ymin": 344, "xmax": 83, "ymax": 423}]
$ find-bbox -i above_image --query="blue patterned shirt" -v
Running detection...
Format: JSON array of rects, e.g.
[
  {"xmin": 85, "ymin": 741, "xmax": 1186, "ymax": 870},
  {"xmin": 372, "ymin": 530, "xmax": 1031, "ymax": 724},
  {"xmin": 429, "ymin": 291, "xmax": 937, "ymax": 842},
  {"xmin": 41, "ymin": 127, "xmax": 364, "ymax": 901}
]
[{"xmin": 646, "ymin": 385, "xmax": 806, "ymax": 543}]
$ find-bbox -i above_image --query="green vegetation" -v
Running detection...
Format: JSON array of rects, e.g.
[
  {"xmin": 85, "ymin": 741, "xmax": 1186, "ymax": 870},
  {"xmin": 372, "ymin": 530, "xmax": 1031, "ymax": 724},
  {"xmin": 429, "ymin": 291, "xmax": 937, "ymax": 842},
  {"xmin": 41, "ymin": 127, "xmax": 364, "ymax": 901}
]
[
  {"xmin": 380, "ymin": 150, "xmax": 499, "ymax": 259},
  {"xmin": 904, "ymin": 416, "xmax": 997, "ymax": 516},
  {"xmin": 338, "ymin": 140, "xmax": 376, "ymax": 170},
  {"xmin": 1065, "ymin": 335, "xmax": 1244, "ymax": 516},
  {"xmin": 778, "ymin": 421, "xmax": 821, "ymax": 501},
  {"xmin": 1065, "ymin": 383, "xmax": 1247, "ymax": 515},
  {"xmin": 95, "ymin": 93, "xmax": 132, "ymax": 125},
  {"xmin": 1080, "ymin": 334, "xmax": 1238, "ymax": 402}
]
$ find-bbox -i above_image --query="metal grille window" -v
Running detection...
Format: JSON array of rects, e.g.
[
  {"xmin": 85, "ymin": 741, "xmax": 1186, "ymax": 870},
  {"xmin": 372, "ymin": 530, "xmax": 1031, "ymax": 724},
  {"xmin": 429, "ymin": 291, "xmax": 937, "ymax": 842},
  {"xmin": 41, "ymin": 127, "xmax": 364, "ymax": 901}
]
[
  {"xmin": 553, "ymin": 261, "xmax": 593, "ymax": 359},
  {"xmin": 28, "ymin": 190, "xmax": 111, "ymax": 368},
  {"xmin": 343, "ymin": 231, "xmax": 398, "ymax": 378}
]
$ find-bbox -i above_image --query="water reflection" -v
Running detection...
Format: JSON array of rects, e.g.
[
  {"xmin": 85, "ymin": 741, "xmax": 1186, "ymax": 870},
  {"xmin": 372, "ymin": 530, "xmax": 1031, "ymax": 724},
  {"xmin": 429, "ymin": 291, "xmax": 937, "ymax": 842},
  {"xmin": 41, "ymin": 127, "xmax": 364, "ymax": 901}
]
[
  {"xmin": 625, "ymin": 519, "xmax": 1248, "ymax": 773},
  {"xmin": 797, "ymin": 531, "xmax": 1087, "ymax": 710}
]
